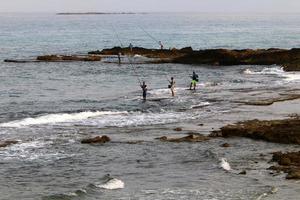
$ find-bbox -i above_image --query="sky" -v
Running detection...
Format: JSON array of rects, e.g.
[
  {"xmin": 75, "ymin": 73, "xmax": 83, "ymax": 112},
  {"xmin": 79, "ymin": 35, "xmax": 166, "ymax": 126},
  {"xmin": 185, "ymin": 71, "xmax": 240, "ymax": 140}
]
[{"xmin": 0, "ymin": 0, "xmax": 299, "ymax": 13}]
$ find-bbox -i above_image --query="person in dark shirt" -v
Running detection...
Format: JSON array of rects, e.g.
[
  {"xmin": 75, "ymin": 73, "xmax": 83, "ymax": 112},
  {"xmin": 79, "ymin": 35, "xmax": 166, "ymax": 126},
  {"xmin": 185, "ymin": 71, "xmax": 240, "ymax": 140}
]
[
  {"xmin": 168, "ymin": 77, "xmax": 175, "ymax": 97},
  {"xmin": 189, "ymin": 71, "xmax": 199, "ymax": 90},
  {"xmin": 140, "ymin": 81, "xmax": 147, "ymax": 101}
]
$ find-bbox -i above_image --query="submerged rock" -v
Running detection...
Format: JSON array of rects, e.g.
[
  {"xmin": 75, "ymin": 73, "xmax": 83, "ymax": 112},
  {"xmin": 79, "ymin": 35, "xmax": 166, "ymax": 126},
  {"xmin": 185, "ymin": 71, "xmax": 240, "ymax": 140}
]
[
  {"xmin": 239, "ymin": 170, "xmax": 247, "ymax": 175},
  {"xmin": 0, "ymin": 140, "xmax": 18, "ymax": 148},
  {"xmin": 156, "ymin": 134, "xmax": 210, "ymax": 143},
  {"xmin": 173, "ymin": 127, "xmax": 183, "ymax": 131},
  {"xmin": 210, "ymin": 117, "xmax": 300, "ymax": 144},
  {"xmin": 220, "ymin": 143, "xmax": 231, "ymax": 148},
  {"xmin": 81, "ymin": 135, "xmax": 111, "ymax": 144},
  {"xmin": 269, "ymin": 151, "xmax": 300, "ymax": 179}
]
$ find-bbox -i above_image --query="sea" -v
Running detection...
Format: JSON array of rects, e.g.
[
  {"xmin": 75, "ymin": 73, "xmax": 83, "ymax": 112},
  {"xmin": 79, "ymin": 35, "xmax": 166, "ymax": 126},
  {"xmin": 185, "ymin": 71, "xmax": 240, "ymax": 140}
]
[{"xmin": 0, "ymin": 13, "xmax": 300, "ymax": 200}]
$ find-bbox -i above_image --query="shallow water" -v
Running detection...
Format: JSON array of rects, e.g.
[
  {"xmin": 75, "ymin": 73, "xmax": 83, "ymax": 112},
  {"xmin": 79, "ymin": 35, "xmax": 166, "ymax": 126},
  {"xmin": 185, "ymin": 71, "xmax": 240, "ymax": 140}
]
[{"xmin": 0, "ymin": 13, "xmax": 300, "ymax": 200}]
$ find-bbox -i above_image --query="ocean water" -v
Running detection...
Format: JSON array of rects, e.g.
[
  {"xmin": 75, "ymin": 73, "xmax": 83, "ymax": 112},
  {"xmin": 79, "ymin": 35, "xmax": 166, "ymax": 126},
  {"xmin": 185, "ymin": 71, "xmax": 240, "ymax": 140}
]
[{"xmin": 0, "ymin": 13, "xmax": 300, "ymax": 200}]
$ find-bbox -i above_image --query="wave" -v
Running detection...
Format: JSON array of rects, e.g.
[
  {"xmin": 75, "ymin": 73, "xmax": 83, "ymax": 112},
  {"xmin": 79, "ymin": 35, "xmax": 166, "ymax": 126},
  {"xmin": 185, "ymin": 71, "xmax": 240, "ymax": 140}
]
[
  {"xmin": 0, "ymin": 110, "xmax": 196, "ymax": 128},
  {"xmin": 95, "ymin": 178, "xmax": 125, "ymax": 190},
  {"xmin": 244, "ymin": 66, "xmax": 300, "ymax": 82},
  {"xmin": 0, "ymin": 111, "xmax": 127, "ymax": 128},
  {"xmin": 243, "ymin": 66, "xmax": 285, "ymax": 75}
]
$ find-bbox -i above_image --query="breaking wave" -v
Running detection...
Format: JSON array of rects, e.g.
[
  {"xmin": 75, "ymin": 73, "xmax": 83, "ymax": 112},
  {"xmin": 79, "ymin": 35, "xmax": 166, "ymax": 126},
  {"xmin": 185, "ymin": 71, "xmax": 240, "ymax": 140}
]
[
  {"xmin": 0, "ymin": 110, "xmax": 197, "ymax": 128},
  {"xmin": 244, "ymin": 66, "xmax": 300, "ymax": 82}
]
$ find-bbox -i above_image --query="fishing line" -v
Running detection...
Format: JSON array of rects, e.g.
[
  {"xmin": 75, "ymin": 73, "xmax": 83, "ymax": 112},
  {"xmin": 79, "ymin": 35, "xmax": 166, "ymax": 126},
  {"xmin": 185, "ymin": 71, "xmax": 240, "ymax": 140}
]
[{"xmin": 111, "ymin": 25, "xmax": 143, "ymax": 86}]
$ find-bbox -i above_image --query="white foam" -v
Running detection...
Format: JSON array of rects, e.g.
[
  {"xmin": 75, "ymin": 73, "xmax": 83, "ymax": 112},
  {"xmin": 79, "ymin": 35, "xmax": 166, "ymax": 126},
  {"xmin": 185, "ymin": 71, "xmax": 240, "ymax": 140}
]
[
  {"xmin": 80, "ymin": 111, "xmax": 193, "ymax": 128},
  {"xmin": 96, "ymin": 178, "xmax": 124, "ymax": 190},
  {"xmin": 0, "ymin": 111, "xmax": 127, "ymax": 128},
  {"xmin": 284, "ymin": 73, "xmax": 300, "ymax": 82},
  {"xmin": 220, "ymin": 158, "xmax": 231, "ymax": 171},
  {"xmin": 243, "ymin": 67, "xmax": 284, "ymax": 75},
  {"xmin": 190, "ymin": 102, "xmax": 210, "ymax": 109},
  {"xmin": 244, "ymin": 66, "xmax": 300, "ymax": 82},
  {"xmin": 0, "ymin": 110, "xmax": 195, "ymax": 129}
]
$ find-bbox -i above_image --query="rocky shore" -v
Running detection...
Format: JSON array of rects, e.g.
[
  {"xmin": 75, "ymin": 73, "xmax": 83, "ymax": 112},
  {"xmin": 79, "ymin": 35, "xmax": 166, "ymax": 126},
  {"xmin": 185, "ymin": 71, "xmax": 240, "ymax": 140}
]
[
  {"xmin": 270, "ymin": 151, "xmax": 300, "ymax": 179},
  {"xmin": 89, "ymin": 47, "xmax": 300, "ymax": 71},
  {"xmin": 5, "ymin": 47, "xmax": 300, "ymax": 71},
  {"xmin": 209, "ymin": 116, "xmax": 300, "ymax": 144}
]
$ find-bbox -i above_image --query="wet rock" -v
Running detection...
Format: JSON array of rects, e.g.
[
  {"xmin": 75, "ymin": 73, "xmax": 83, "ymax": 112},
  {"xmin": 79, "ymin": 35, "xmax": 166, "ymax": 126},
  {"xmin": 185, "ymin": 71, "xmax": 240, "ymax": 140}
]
[
  {"xmin": 0, "ymin": 140, "xmax": 18, "ymax": 148},
  {"xmin": 286, "ymin": 169, "xmax": 300, "ymax": 179},
  {"xmin": 269, "ymin": 151, "xmax": 300, "ymax": 179},
  {"xmin": 210, "ymin": 117, "xmax": 300, "ymax": 144},
  {"xmin": 239, "ymin": 170, "xmax": 247, "ymax": 175},
  {"xmin": 81, "ymin": 135, "xmax": 111, "ymax": 144},
  {"xmin": 36, "ymin": 55, "xmax": 101, "ymax": 62},
  {"xmin": 155, "ymin": 134, "xmax": 210, "ymax": 143},
  {"xmin": 174, "ymin": 127, "xmax": 183, "ymax": 131},
  {"xmin": 238, "ymin": 94, "xmax": 300, "ymax": 106},
  {"xmin": 220, "ymin": 143, "xmax": 231, "ymax": 148},
  {"xmin": 125, "ymin": 140, "xmax": 144, "ymax": 144}
]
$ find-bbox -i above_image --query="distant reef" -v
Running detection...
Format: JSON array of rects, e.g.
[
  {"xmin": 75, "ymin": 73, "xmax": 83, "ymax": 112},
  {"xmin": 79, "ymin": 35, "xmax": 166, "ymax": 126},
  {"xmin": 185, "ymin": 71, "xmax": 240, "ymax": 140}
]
[{"xmin": 57, "ymin": 12, "xmax": 147, "ymax": 15}]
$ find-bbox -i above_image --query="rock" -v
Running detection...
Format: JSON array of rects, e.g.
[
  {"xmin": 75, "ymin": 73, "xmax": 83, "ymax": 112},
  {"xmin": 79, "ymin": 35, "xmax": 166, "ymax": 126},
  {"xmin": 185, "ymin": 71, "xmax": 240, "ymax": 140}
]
[
  {"xmin": 125, "ymin": 140, "xmax": 144, "ymax": 144},
  {"xmin": 174, "ymin": 127, "xmax": 183, "ymax": 131},
  {"xmin": 286, "ymin": 169, "xmax": 300, "ymax": 179},
  {"xmin": 239, "ymin": 170, "xmax": 247, "ymax": 175},
  {"xmin": 198, "ymin": 123, "xmax": 204, "ymax": 126},
  {"xmin": 0, "ymin": 140, "xmax": 18, "ymax": 148},
  {"xmin": 269, "ymin": 151, "xmax": 300, "ymax": 179},
  {"xmin": 155, "ymin": 136, "xmax": 168, "ymax": 141},
  {"xmin": 81, "ymin": 135, "xmax": 111, "ymax": 144},
  {"xmin": 279, "ymin": 157, "xmax": 292, "ymax": 166},
  {"xmin": 155, "ymin": 134, "xmax": 210, "ymax": 143},
  {"xmin": 209, "ymin": 118, "xmax": 300, "ymax": 144},
  {"xmin": 36, "ymin": 55, "xmax": 101, "ymax": 62},
  {"xmin": 220, "ymin": 143, "xmax": 231, "ymax": 148}
]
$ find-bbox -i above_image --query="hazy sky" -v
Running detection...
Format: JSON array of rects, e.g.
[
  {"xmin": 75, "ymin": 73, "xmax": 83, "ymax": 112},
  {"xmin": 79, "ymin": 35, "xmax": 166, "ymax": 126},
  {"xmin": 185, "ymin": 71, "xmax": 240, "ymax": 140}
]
[{"xmin": 0, "ymin": 0, "xmax": 299, "ymax": 13}]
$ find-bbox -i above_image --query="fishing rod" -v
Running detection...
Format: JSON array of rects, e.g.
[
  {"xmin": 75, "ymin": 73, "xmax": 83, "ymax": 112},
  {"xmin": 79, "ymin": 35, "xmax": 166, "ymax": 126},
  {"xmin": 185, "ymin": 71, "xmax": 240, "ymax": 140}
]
[
  {"xmin": 138, "ymin": 25, "xmax": 161, "ymax": 45},
  {"xmin": 111, "ymin": 25, "xmax": 143, "ymax": 86}
]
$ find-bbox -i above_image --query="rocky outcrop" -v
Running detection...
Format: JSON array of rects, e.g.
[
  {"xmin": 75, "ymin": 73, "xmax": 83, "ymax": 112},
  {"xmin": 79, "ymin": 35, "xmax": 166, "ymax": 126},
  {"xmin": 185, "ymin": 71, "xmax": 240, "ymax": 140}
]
[
  {"xmin": 89, "ymin": 47, "xmax": 300, "ymax": 71},
  {"xmin": 156, "ymin": 134, "xmax": 210, "ymax": 143},
  {"xmin": 81, "ymin": 135, "xmax": 111, "ymax": 144},
  {"xmin": 210, "ymin": 117, "xmax": 300, "ymax": 144},
  {"xmin": 0, "ymin": 140, "xmax": 18, "ymax": 148},
  {"xmin": 37, "ymin": 55, "xmax": 101, "ymax": 62},
  {"xmin": 269, "ymin": 151, "xmax": 300, "ymax": 179},
  {"xmin": 173, "ymin": 48, "xmax": 300, "ymax": 71},
  {"xmin": 89, "ymin": 46, "xmax": 188, "ymax": 60},
  {"xmin": 236, "ymin": 94, "xmax": 300, "ymax": 106},
  {"xmin": 6, "ymin": 47, "xmax": 300, "ymax": 70}
]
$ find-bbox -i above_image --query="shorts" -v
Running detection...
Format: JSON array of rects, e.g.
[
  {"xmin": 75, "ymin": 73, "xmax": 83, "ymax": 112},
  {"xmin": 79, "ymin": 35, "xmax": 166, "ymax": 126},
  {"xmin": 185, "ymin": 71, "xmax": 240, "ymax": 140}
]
[{"xmin": 191, "ymin": 80, "xmax": 198, "ymax": 85}]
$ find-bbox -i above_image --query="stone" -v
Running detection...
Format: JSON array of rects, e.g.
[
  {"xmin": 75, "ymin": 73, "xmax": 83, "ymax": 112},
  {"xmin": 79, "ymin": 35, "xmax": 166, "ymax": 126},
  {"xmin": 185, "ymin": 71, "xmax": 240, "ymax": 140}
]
[
  {"xmin": 81, "ymin": 135, "xmax": 111, "ymax": 144},
  {"xmin": 239, "ymin": 170, "xmax": 247, "ymax": 175},
  {"xmin": 155, "ymin": 134, "xmax": 210, "ymax": 143},
  {"xmin": 220, "ymin": 143, "xmax": 231, "ymax": 148},
  {"xmin": 0, "ymin": 140, "xmax": 18, "ymax": 148},
  {"xmin": 174, "ymin": 127, "xmax": 183, "ymax": 131}
]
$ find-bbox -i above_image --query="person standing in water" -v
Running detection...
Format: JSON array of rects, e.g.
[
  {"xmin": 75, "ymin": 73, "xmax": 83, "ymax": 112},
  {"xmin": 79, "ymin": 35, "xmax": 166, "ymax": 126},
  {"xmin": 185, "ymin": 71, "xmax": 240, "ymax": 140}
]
[
  {"xmin": 129, "ymin": 43, "xmax": 133, "ymax": 52},
  {"xmin": 117, "ymin": 52, "xmax": 121, "ymax": 65},
  {"xmin": 189, "ymin": 71, "xmax": 199, "ymax": 90},
  {"xmin": 159, "ymin": 41, "xmax": 164, "ymax": 50},
  {"xmin": 168, "ymin": 77, "xmax": 175, "ymax": 97},
  {"xmin": 140, "ymin": 81, "xmax": 147, "ymax": 101}
]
